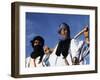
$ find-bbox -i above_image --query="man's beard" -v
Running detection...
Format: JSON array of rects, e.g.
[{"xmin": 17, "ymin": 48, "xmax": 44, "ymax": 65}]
[
  {"xmin": 55, "ymin": 39, "xmax": 71, "ymax": 58},
  {"xmin": 31, "ymin": 45, "xmax": 44, "ymax": 63},
  {"xmin": 34, "ymin": 45, "xmax": 43, "ymax": 53}
]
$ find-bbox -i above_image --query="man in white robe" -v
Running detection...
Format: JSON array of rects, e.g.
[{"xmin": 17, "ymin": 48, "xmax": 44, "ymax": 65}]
[{"xmin": 49, "ymin": 23, "xmax": 90, "ymax": 66}]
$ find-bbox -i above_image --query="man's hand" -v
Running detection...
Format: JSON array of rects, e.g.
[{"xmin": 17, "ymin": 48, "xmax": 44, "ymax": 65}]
[{"xmin": 38, "ymin": 60, "xmax": 42, "ymax": 64}]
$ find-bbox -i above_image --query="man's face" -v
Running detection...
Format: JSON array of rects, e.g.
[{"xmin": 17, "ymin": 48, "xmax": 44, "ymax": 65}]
[
  {"xmin": 84, "ymin": 30, "xmax": 89, "ymax": 45},
  {"xmin": 84, "ymin": 31, "xmax": 89, "ymax": 38},
  {"xmin": 83, "ymin": 27, "xmax": 89, "ymax": 38},
  {"xmin": 33, "ymin": 40, "xmax": 41, "ymax": 46},
  {"xmin": 60, "ymin": 28, "xmax": 68, "ymax": 39},
  {"xmin": 44, "ymin": 46, "xmax": 50, "ymax": 54}
]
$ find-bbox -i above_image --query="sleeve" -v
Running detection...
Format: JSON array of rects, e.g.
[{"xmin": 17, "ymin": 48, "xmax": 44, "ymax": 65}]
[{"xmin": 70, "ymin": 39, "xmax": 84, "ymax": 59}]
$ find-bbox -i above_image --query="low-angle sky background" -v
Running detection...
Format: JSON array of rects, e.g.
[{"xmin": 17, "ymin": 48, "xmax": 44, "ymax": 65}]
[{"xmin": 26, "ymin": 12, "xmax": 89, "ymax": 58}]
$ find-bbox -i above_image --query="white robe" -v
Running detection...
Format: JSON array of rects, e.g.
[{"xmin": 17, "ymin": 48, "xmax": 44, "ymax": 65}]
[
  {"xmin": 26, "ymin": 56, "xmax": 43, "ymax": 68},
  {"xmin": 26, "ymin": 39, "xmax": 87, "ymax": 67},
  {"xmin": 49, "ymin": 39, "xmax": 84, "ymax": 66}
]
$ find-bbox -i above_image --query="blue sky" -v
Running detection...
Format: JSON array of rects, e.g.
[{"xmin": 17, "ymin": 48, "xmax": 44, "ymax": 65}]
[{"xmin": 26, "ymin": 12, "xmax": 89, "ymax": 58}]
